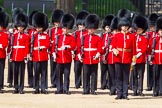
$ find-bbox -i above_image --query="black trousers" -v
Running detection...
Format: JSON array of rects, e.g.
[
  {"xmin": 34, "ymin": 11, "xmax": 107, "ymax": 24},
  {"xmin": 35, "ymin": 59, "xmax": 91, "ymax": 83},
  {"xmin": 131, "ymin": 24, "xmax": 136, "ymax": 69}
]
[
  {"xmin": 50, "ymin": 56, "xmax": 57, "ymax": 86},
  {"xmin": 74, "ymin": 60, "xmax": 83, "ymax": 88},
  {"xmin": 132, "ymin": 63, "xmax": 145, "ymax": 92},
  {"xmin": 27, "ymin": 61, "xmax": 33, "ymax": 86},
  {"xmin": 129, "ymin": 69, "xmax": 134, "ymax": 89},
  {"xmin": 152, "ymin": 64, "xmax": 162, "ymax": 94},
  {"xmin": 108, "ymin": 64, "xmax": 116, "ymax": 93},
  {"xmin": 83, "ymin": 64, "xmax": 98, "ymax": 93},
  {"xmin": 100, "ymin": 61, "xmax": 109, "ymax": 89},
  {"xmin": 13, "ymin": 61, "xmax": 25, "ymax": 90},
  {"xmin": 33, "ymin": 61, "xmax": 48, "ymax": 90},
  {"xmin": 56, "ymin": 63, "xmax": 71, "ymax": 92},
  {"xmin": 0, "ymin": 59, "xmax": 5, "ymax": 89},
  {"xmin": 115, "ymin": 63, "xmax": 130, "ymax": 97},
  {"xmin": 7, "ymin": 60, "xmax": 13, "ymax": 85},
  {"xmin": 147, "ymin": 60, "xmax": 153, "ymax": 89}
]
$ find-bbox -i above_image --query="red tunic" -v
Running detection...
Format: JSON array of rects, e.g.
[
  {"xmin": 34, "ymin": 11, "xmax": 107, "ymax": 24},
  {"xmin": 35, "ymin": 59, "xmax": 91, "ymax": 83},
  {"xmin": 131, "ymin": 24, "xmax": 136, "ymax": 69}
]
[
  {"xmin": 149, "ymin": 34, "xmax": 162, "ymax": 64},
  {"xmin": 0, "ymin": 31, "xmax": 8, "ymax": 58},
  {"xmin": 52, "ymin": 34, "xmax": 76, "ymax": 63},
  {"xmin": 79, "ymin": 34, "xmax": 102, "ymax": 64},
  {"xmin": 135, "ymin": 34, "xmax": 148, "ymax": 63},
  {"xmin": 32, "ymin": 32, "xmax": 50, "ymax": 62},
  {"xmin": 111, "ymin": 32, "xmax": 136, "ymax": 64},
  {"xmin": 74, "ymin": 29, "xmax": 88, "ymax": 61},
  {"xmin": 11, "ymin": 32, "xmax": 30, "ymax": 61}
]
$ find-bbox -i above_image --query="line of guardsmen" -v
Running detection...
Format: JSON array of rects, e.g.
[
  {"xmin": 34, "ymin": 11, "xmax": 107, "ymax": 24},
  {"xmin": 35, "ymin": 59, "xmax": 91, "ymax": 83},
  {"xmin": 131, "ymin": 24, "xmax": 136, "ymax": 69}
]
[{"xmin": 0, "ymin": 6, "xmax": 162, "ymax": 99}]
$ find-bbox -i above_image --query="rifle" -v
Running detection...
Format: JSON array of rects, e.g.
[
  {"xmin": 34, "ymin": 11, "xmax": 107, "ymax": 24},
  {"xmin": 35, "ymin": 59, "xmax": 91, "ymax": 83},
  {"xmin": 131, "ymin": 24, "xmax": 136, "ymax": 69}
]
[
  {"xmin": 100, "ymin": 32, "xmax": 103, "ymax": 39},
  {"xmin": 48, "ymin": 28, "xmax": 52, "ymax": 53},
  {"xmin": 150, "ymin": 37, "xmax": 156, "ymax": 62},
  {"xmin": 81, "ymin": 36, "xmax": 84, "ymax": 59},
  {"xmin": 55, "ymin": 35, "xmax": 59, "ymax": 56},
  {"xmin": 103, "ymin": 37, "xmax": 111, "ymax": 60},
  {"xmin": 73, "ymin": 31, "xmax": 77, "ymax": 55},
  {"xmin": 8, "ymin": 34, "xmax": 14, "ymax": 61},
  {"xmin": 29, "ymin": 32, "xmax": 35, "ymax": 59}
]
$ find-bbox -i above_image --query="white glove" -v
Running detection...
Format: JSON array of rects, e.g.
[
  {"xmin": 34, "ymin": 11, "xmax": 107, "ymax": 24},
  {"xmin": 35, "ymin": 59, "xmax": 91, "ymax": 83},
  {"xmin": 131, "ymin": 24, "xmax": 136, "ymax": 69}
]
[
  {"xmin": 9, "ymin": 28, "xmax": 14, "ymax": 33},
  {"xmin": 136, "ymin": 52, "xmax": 142, "ymax": 58},
  {"xmin": 53, "ymin": 52, "xmax": 56, "ymax": 61},
  {"xmin": 0, "ymin": 44, "xmax": 2, "ymax": 48},
  {"xmin": 71, "ymin": 51, "xmax": 75, "ymax": 59},
  {"xmin": 93, "ymin": 52, "xmax": 100, "ymax": 60},
  {"xmin": 112, "ymin": 48, "xmax": 119, "ymax": 56},
  {"xmin": 61, "ymin": 45, "xmax": 71, "ymax": 50},
  {"xmin": 77, "ymin": 53, "xmax": 82, "ymax": 62},
  {"xmin": 148, "ymin": 55, "xmax": 151, "ymax": 61}
]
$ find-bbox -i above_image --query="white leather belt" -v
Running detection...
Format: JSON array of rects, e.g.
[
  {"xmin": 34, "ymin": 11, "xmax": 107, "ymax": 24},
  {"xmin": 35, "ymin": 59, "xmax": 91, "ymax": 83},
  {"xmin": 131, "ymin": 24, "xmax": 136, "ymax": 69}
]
[
  {"xmin": 137, "ymin": 49, "xmax": 141, "ymax": 52},
  {"xmin": 13, "ymin": 46, "xmax": 25, "ymax": 48},
  {"xmin": 154, "ymin": 50, "xmax": 162, "ymax": 53},
  {"xmin": 84, "ymin": 48, "xmax": 97, "ymax": 51}
]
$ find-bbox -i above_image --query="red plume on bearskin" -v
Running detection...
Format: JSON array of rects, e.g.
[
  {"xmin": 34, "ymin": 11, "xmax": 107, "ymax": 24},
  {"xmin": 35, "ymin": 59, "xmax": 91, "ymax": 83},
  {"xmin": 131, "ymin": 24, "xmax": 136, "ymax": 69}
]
[
  {"xmin": 102, "ymin": 14, "xmax": 114, "ymax": 29},
  {"xmin": 51, "ymin": 9, "xmax": 64, "ymax": 23},
  {"xmin": 76, "ymin": 10, "xmax": 89, "ymax": 26},
  {"xmin": 133, "ymin": 15, "xmax": 148, "ymax": 33},
  {"xmin": 0, "ymin": 11, "xmax": 9, "ymax": 28},
  {"xmin": 14, "ymin": 12, "xmax": 28, "ymax": 29},
  {"xmin": 148, "ymin": 13, "xmax": 159, "ymax": 26},
  {"xmin": 85, "ymin": 14, "xmax": 99, "ymax": 29},
  {"xmin": 156, "ymin": 17, "xmax": 162, "ymax": 31},
  {"xmin": 33, "ymin": 12, "xmax": 48, "ymax": 31},
  {"xmin": 60, "ymin": 14, "xmax": 75, "ymax": 29}
]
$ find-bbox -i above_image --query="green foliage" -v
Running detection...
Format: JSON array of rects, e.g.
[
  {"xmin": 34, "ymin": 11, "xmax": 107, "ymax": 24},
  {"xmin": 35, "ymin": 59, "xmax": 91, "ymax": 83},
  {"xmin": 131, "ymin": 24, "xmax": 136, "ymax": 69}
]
[{"xmin": 75, "ymin": 0, "xmax": 138, "ymax": 18}]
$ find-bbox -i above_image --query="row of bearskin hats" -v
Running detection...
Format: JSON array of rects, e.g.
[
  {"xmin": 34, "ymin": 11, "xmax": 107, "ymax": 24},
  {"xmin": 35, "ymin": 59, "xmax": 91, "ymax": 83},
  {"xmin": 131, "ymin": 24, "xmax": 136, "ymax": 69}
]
[
  {"xmin": 1, "ymin": 6, "xmax": 162, "ymax": 32},
  {"xmin": 101, "ymin": 8, "xmax": 162, "ymax": 33}
]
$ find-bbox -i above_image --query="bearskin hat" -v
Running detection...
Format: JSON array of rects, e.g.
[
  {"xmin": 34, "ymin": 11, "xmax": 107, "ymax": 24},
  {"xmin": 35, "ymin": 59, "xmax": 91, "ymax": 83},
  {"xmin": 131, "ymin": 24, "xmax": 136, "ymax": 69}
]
[
  {"xmin": 117, "ymin": 9, "xmax": 131, "ymax": 19},
  {"xmin": 118, "ymin": 17, "xmax": 131, "ymax": 30},
  {"xmin": 133, "ymin": 15, "xmax": 148, "ymax": 33},
  {"xmin": 51, "ymin": 9, "xmax": 64, "ymax": 23},
  {"xmin": 76, "ymin": 10, "xmax": 89, "ymax": 26},
  {"xmin": 85, "ymin": 14, "xmax": 99, "ymax": 29},
  {"xmin": 14, "ymin": 12, "xmax": 28, "ymax": 29},
  {"xmin": 110, "ymin": 17, "xmax": 118, "ymax": 31},
  {"xmin": 0, "ymin": 11, "xmax": 9, "ymax": 28},
  {"xmin": 102, "ymin": 14, "xmax": 114, "ymax": 29},
  {"xmin": 156, "ymin": 17, "xmax": 162, "ymax": 31},
  {"xmin": 33, "ymin": 12, "xmax": 48, "ymax": 31},
  {"xmin": 60, "ymin": 14, "xmax": 75, "ymax": 29},
  {"xmin": 148, "ymin": 13, "xmax": 159, "ymax": 26},
  {"xmin": 12, "ymin": 8, "xmax": 24, "ymax": 21},
  {"xmin": 29, "ymin": 10, "xmax": 39, "ymax": 26}
]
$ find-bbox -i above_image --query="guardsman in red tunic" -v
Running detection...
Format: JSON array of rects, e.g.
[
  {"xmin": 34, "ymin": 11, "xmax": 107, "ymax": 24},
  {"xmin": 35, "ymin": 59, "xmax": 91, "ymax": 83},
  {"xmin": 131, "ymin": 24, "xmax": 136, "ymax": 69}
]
[
  {"xmin": 106, "ymin": 16, "xmax": 119, "ymax": 95},
  {"xmin": 131, "ymin": 15, "xmax": 148, "ymax": 96},
  {"xmin": 111, "ymin": 9, "xmax": 136, "ymax": 99},
  {"xmin": 48, "ymin": 9, "xmax": 64, "ymax": 88},
  {"xmin": 52, "ymin": 14, "xmax": 75, "ymax": 94},
  {"xmin": 26, "ymin": 10, "xmax": 38, "ymax": 88},
  {"xmin": 11, "ymin": 12, "xmax": 29, "ymax": 94},
  {"xmin": 7, "ymin": 8, "xmax": 24, "ymax": 88},
  {"xmin": 31, "ymin": 12, "xmax": 49, "ymax": 94},
  {"xmin": 0, "ymin": 10, "xmax": 9, "ymax": 93},
  {"xmin": 149, "ymin": 17, "xmax": 162, "ymax": 96},
  {"xmin": 100, "ymin": 14, "xmax": 114, "ymax": 90},
  {"xmin": 146, "ymin": 13, "xmax": 159, "ymax": 91},
  {"xmin": 73, "ymin": 10, "xmax": 89, "ymax": 89},
  {"xmin": 78, "ymin": 14, "xmax": 101, "ymax": 95}
]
